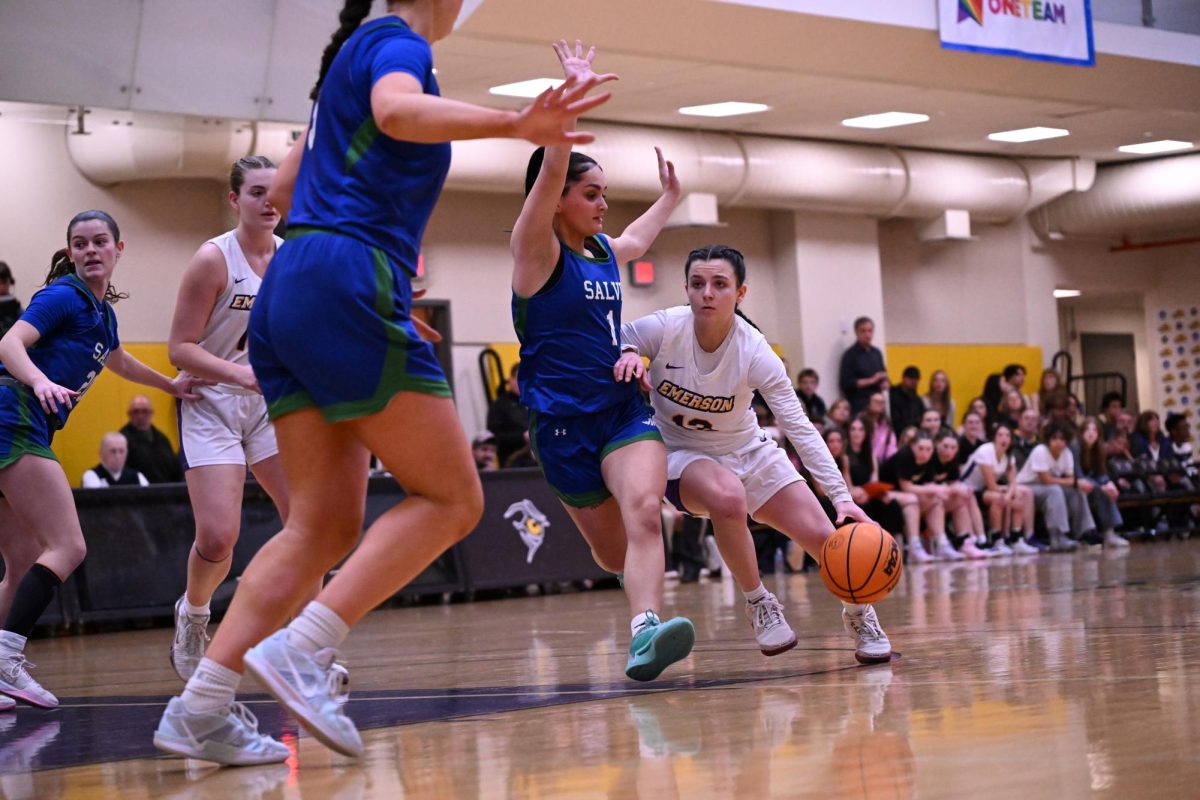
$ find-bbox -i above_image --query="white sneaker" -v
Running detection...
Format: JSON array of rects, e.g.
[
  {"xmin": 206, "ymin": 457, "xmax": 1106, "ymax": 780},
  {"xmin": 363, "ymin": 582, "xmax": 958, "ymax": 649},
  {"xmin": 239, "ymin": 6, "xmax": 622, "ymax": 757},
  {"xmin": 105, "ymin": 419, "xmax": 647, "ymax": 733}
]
[
  {"xmin": 329, "ymin": 661, "xmax": 351, "ymax": 706},
  {"xmin": 243, "ymin": 630, "xmax": 363, "ymax": 758},
  {"xmin": 154, "ymin": 697, "xmax": 289, "ymax": 765},
  {"xmin": 746, "ymin": 593, "xmax": 797, "ymax": 656},
  {"xmin": 907, "ymin": 540, "xmax": 934, "ymax": 564},
  {"xmin": 960, "ymin": 540, "xmax": 989, "ymax": 560},
  {"xmin": 935, "ymin": 539, "xmax": 966, "ymax": 561},
  {"xmin": 1103, "ymin": 530, "xmax": 1131, "ymax": 548},
  {"xmin": 991, "ymin": 538, "xmax": 1014, "ymax": 556},
  {"xmin": 1011, "ymin": 537, "xmax": 1040, "ymax": 556},
  {"xmin": 843, "ymin": 605, "xmax": 892, "ymax": 664},
  {"xmin": 170, "ymin": 595, "xmax": 211, "ymax": 682},
  {"xmin": 0, "ymin": 654, "xmax": 58, "ymax": 708}
]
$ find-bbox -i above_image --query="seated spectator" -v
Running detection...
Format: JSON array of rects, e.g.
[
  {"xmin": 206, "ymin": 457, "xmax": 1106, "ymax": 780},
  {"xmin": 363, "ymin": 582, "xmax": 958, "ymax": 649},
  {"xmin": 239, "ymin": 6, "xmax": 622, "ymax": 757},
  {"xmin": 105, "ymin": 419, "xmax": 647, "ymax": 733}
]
[
  {"xmin": 1066, "ymin": 393, "xmax": 1085, "ymax": 429},
  {"xmin": 1164, "ymin": 413, "xmax": 1195, "ymax": 484},
  {"xmin": 826, "ymin": 398, "xmax": 851, "ymax": 433},
  {"xmin": 994, "ymin": 387, "xmax": 1027, "ymax": 433},
  {"xmin": 839, "ymin": 316, "xmax": 889, "ymax": 414},
  {"xmin": 961, "ymin": 396, "xmax": 990, "ymax": 436},
  {"xmin": 931, "ymin": 431, "xmax": 990, "ymax": 558},
  {"xmin": 1132, "ymin": 410, "xmax": 1169, "ymax": 462},
  {"xmin": 472, "ymin": 431, "xmax": 499, "ymax": 472},
  {"xmin": 1015, "ymin": 421, "xmax": 1096, "ymax": 552},
  {"xmin": 1043, "ymin": 389, "xmax": 1073, "ymax": 428},
  {"xmin": 1104, "ymin": 414, "xmax": 1136, "ymax": 461},
  {"xmin": 0, "ymin": 261, "xmax": 21, "ymax": 337},
  {"xmin": 881, "ymin": 432, "xmax": 961, "ymax": 563},
  {"xmin": 81, "ymin": 432, "xmax": 149, "ymax": 488},
  {"xmin": 1074, "ymin": 417, "xmax": 1130, "ymax": 548},
  {"xmin": 863, "ymin": 391, "xmax": 897, "ymax": 462},
  {"xmin": 923, "ymin": 369, "xmax": 955, "ymax": 431},
  {"xmin": 918, "ymin": 408, "xmax": 943, "ymax": 438},
  {"xmin": 121, "ymin": 395, "xmax": 183, "ymax": 483},
  {"xmin": 981, "ymin": 373, "xmax": 1003, "ymax": 419},
  {"xmin": 957, "ymin": 410, "xmax": 987, "ymax": 465},
  {"xmin": 962, "ymin": 423, "xmax": 1037, "ymax": 555},
  {"xmin": 889, "ymin": 366, "xmax": 925, "ymax": 434},
  {"xmin": 896, "ymin": 425, "xmax": 918, "ymax": 451},
  {"xmin": 844, "ymin": 417, "xmax": 918, "ymax": 550},
  {"xmin": 795, "ymin": 368, "xmax": 827, "ymax": 425},
  {"xmin": 1011, "ymin": 408, "xmax": 1041, "ymax": 470},
  {"xmin": 1030, "ymin": 369, "xmax": 1065, "ymax": 415},
  {"xmin": 1002, "ymin": 364, "xmax": 1029, "ymax": 405},
  {"xmin": 1098, "ymin": 392, "xmax": 1124, "ymax": 439},
  {"xmin": 487, "ymin": 362, "xmax": 529, "ymax": 467}
]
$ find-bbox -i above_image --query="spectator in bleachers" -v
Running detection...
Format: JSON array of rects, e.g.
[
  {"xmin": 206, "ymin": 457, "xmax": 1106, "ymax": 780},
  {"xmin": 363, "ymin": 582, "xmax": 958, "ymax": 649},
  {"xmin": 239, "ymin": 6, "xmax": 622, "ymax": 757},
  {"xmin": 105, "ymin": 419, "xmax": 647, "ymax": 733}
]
[
  {"xmin": 1066, "ymin": 393, "xmax": 1086, "ymax": 429},
  {"xmin": 839, "ymin": 316, "xmax": 888, "ymax": 414},
  {"xmin": 1011, "ymin": 408, "xmax": 1042, "ymax": 470},
  {"xmin": 1098, "ymin": 392, "xmax": 1123, "ymax": 439},
  {"xmin": 121, "ymin": 395, "xmax": 183, "ymax": 484},
  {"xmin": 844, "ymin": 417, "xmax": 917, "ymax": 547},
  {"xmin": 1164, "ymin": 413, "xmax": 1195, "ymax": 483},
  {"xmin": 1030, "ymin": 368, "xmax": 1064, "ymax": 415},
  {"xmin": 81, "ymin": 432, "xmax": 149, "ymax": 488},
  {"xmin": 961, "ymin": 423, "xmax": 1037, "ymax": 555},
  {"xmin": 962, "ymin": 396, "xmax": 990, "ymax": 435},
  {"xmin": 472, "ymin": 431, "xmax": 499, "ymax": 472},
  {"xmin": 880, "ymin": 431, "xmax": 961, "ymax": 563},
  {"xmin": 1002, "ymin": 364, "xmax": 1029, "ymax": 404},
  {"xmin": 918, "ymin": 408, "xmax": 943, "ymax": 438},
  {"xmin": 1074, "ymin": 417, "xmax": 1130, "ymax": 548},
  {"xmin": 931, "ymin": 431, "xmax": 989, "ymax": 559},
  {"xmin": 795, "ymin": 368, "xmax": 827, "ymax": 425},
  {"xmin": 486, "ymin": 362, "xmax": 529, "ymax": 467},
  {"xmin": 0, "ymin": 261, "xmax": 21, "ymax": 338},
  {"xmin": 826, "ymin": 398, "xmax": 851, "ymax": 433},
  {"xmin": 994, "ymin": 388, "xmax": 1026, "ymax": 433},
  {"xmin": 862, "ymin": 391, "xmax": 897, "ymax": 462},
  {"xmin": 1132, "ymin": 410, "xmax": 1169, "ymax": 462},
  {"xmin": 896, "ymin": 425, "xmax": 918, "ymax": 451},
  {"xmin": 957, "ymin": 410, "xmax": 987, "ymax": 465},
  {"xmin": 923, "ymin": 369, "xmax": 955, "ymax": 431},
  {"xmin": 1016, "ymin": 421, "xmax": 1096, "ymax": 552},
  {"xmin": 889, "ymin": 366, "xmax": 924, "ymax": 434},
  {"xmin": 982, "ymin": 373, "xmax": 1003, "ymax": 418}
]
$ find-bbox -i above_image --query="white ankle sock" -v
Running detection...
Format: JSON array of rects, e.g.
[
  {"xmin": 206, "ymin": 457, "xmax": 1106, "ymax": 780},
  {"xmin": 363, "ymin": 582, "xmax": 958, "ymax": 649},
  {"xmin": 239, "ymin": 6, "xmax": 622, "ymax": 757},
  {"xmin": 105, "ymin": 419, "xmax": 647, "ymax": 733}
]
[
  {"xmin": 630, "ymin": 612, "xmax": 652, "ymax": 636},
  {"xmin": 743, "ymin": 584, "xmax": 769, "ymax": 604},
  {"xmin": 0, "ymin": 631, "xmax": 26, "ymax": 658},
  {"xmin": 287, "ymin": 601, "xmax": 350, "ymax": 656},
  {"xmin": 180, "ymin": 658, "xmax": 241, "ymax": 714},
  {"xmin": 842, "ymin": 602, "xmax": 864, "ymax": 613},
  {"xmin": 183, "ymin": 597, "xmax": 210, "ymax": 618}
]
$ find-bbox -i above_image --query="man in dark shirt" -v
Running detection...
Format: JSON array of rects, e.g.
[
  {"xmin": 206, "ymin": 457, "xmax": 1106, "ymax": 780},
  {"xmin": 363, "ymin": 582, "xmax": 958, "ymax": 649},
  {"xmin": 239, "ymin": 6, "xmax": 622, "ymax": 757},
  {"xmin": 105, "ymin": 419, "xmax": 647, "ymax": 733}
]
[
  {"xmin": 120, "ymin": 395, "xmax": 183, "ymax": 483},
  {"xmin": 795, "ymin": 368, "xmax": 827, "ymax": 424},
  {"xmin": 487, "ymin": 362, "xmax": 530, "ymax": 467},
  {"xmin": 1010, "ymin": 408, "xmax": 1041, "ymax": 471},
  {"xmin": 889, "ymin": 366, "xmax": 925, "ymax": 434},
  {"xmin": 839, "ymin": 317, "xmax": 888, "ymax": 414}
]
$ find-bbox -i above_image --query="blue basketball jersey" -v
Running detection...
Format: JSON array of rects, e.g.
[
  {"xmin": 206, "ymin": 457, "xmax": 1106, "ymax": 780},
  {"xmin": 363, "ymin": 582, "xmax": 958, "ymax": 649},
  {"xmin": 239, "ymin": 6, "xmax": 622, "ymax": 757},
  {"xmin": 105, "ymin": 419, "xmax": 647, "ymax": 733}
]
[
  {"xmin": 513, "ymin": 236, "xmax": 635, "ymax": 416},
  {"xmin": 288, "ymin": 17, "xmax": 450, "ymax": 273},
  {"xmin": 0, "ymin": 274, "xmax": 119, "ymax": 429}
]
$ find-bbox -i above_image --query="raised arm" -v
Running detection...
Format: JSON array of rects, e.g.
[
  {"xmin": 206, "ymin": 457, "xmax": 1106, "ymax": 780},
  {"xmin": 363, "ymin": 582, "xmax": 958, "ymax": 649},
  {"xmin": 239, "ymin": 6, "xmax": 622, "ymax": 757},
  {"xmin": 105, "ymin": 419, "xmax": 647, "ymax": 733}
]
[
  {"xmin": 168, "ymin": 244, "xmax": 260, "ymax": 392},
  {"xmin": 609, "ymin": 147, "xmax": 682, "ymax": 265}
]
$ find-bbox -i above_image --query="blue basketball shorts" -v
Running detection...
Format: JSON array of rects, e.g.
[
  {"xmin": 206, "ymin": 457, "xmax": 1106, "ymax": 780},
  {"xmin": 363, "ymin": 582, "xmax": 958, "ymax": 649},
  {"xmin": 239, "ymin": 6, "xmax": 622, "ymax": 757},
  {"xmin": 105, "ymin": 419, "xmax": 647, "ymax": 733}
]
[
  {"xmin": 0, "ymin": 383, "xmax": 57, "ymax": 470},
  {"xmin": 249, "ymin": 228, "xmax": 450, "ymax": 423},
  {"xmin": 529, "ymin": 393, "xmax": 664, "ymax": 507}
]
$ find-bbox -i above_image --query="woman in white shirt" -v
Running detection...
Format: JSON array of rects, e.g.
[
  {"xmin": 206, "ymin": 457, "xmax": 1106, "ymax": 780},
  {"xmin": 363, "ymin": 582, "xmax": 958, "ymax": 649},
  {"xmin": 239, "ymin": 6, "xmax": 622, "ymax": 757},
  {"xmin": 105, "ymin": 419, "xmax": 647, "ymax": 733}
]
[
  {"xmin": 618, "ymin": 245, "xmax": 891, "ymax": 665},
  {"xmin": 962, "ymin": 423, "xmax": 1036, "ymax": 555}
]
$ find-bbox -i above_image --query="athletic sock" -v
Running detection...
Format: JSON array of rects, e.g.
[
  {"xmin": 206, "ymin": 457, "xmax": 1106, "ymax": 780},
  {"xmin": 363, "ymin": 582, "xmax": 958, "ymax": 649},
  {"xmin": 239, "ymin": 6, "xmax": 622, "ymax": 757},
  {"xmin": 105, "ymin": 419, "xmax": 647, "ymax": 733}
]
[
  {"xmin": 180, "ymin": 658, "xmax": 241, "ymax": 715},
  {"xmin": 842, "ymin": 602, "xmax": 864, "ymax": 613},
  {"xmin": 183, "ymin": 597, "xmax": 210, "ymax": 618},
  {"xmin": 0, "ymin": 630, "xmax": 27, "ymax": 659},
  {"xmin": 3, "ymin": 564, "xmax": 62, "ymax": 637},
  {"xmin": 287, "ymin": 601, "xmax": 350, "ymax": 656},
  {"xmin": 630, "ymin": 612, "xmax": 652, "ymax": 636},
  {"xmin": 743, "ymin": 584, "xmax": 769, "ymax": 604}
]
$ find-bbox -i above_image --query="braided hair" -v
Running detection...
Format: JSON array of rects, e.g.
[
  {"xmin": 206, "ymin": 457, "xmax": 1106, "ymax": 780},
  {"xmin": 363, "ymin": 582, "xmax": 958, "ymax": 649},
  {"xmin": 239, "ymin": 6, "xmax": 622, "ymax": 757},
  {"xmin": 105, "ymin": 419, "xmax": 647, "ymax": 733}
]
[
  {"xmin": 43, "ymin": 210, "xmax": 129, "ymax": 304},
  {"xmin": 684, "ymin": 244, "xmax": 760, "ymax": 330},
  {"xmin": 311, "ymin": 0, "xmax": 376, "ymax": 101}
]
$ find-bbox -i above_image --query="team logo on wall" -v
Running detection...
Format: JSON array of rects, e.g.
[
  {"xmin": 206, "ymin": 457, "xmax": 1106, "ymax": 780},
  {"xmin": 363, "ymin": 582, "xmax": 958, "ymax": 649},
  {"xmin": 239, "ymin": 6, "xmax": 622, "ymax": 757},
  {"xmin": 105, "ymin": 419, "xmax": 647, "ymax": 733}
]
[{"xmin": 505, "ymin": 499, "xmax": 550, "ymax": 563}]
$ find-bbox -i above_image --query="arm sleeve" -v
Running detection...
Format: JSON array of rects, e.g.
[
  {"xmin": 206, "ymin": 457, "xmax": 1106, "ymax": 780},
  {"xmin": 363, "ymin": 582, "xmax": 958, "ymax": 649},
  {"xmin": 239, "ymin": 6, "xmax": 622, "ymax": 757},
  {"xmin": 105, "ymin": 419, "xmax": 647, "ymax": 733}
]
[
  {"xmin": 81, "ymin": 470, "xmax": 102, "ymax": 489},
  {"xmin": 19, "ymin": 285, "xmax": 77, "ymax": 339},
  {"xmin": 751, "ymin": 344, "xmax": 852, "ymax": 506},
  {"xmin": 619, "ymin": 311, "xmax": 667, "ymax": 360},
  {"xmin": 370, "ymin": 33, "xmax": 433, "ymax": 87}
]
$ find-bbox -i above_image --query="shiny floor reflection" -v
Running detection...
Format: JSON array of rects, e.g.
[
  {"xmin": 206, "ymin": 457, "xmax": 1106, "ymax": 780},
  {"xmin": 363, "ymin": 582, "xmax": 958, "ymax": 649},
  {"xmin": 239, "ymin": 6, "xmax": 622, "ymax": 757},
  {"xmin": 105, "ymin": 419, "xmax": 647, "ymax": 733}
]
[{"xmin": 9, "ymin": 541, "xmax": 1200, "ymax": 799}]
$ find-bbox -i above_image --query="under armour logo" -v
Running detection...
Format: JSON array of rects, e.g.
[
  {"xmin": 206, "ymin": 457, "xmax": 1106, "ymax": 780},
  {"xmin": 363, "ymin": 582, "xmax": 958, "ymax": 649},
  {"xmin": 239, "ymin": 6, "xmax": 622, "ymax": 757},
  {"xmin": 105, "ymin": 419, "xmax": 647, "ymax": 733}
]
[{"xmin": 555, "ymin": 428, "xmax": 567, "ymax": 437}]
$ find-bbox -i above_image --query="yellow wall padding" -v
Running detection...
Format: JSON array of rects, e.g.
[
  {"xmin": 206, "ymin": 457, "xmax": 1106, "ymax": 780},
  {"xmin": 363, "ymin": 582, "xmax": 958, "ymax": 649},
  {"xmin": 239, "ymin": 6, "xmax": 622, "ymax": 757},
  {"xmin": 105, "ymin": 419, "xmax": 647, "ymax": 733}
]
[
  {"xmin": 51, "ymin": 343, "xmax": 180, "ymax": 486},
  {"xmin": 885, "ymin": 344, "xmax": 1044, "ymax": 427}
]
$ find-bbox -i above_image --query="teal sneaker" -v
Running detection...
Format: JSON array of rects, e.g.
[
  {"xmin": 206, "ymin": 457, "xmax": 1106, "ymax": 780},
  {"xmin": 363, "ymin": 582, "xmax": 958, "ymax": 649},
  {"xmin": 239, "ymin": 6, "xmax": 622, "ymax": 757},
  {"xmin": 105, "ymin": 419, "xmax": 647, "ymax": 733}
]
[{"xmin": 624, "ymin": 611, "xmax": 695, "ymax": 682}]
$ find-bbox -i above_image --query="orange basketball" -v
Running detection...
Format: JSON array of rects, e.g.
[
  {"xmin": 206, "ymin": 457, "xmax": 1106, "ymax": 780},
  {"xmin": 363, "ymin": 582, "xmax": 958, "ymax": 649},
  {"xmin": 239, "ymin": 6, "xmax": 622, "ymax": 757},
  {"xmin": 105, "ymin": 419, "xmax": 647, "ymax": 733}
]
[{"xmin": 819, "ymin": 522, "xmax": 902, "ymax": 604}]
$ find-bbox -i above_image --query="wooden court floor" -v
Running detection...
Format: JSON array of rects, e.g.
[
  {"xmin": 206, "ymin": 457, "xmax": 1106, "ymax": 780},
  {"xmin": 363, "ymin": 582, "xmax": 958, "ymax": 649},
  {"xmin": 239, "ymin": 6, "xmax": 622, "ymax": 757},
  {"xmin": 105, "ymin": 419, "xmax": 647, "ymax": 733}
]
[{"xmin": 4, "ymin": 540, "xmax": 1200, "ymax": 799}]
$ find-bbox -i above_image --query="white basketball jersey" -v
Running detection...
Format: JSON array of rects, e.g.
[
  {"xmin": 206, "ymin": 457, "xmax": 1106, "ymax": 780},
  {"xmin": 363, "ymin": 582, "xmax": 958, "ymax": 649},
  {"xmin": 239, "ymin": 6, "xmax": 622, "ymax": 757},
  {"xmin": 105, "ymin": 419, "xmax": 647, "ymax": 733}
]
[
  {"xmin": 197, "ymin": 229, "xmax": 281, "ymax": 395},
  {"xmin": 622, "ymin": 306, "xmax": 851, "ymax": 504}
]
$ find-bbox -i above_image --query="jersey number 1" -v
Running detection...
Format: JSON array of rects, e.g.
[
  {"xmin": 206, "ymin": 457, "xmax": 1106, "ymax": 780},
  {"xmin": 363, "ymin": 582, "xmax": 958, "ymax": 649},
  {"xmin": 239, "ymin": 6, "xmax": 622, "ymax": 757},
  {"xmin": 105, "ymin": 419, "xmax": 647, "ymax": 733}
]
[{"xmin": 606, "ymin": 310, "xmax": 617, "ymax": 347}]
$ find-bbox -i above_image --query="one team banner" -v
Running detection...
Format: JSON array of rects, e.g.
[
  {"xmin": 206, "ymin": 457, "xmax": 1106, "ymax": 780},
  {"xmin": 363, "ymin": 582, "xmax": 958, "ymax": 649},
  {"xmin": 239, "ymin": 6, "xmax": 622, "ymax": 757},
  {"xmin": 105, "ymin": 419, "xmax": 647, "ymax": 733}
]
[{"xmin": 939, "ymin": 0, "xmax": 1095, "ymax": 66}]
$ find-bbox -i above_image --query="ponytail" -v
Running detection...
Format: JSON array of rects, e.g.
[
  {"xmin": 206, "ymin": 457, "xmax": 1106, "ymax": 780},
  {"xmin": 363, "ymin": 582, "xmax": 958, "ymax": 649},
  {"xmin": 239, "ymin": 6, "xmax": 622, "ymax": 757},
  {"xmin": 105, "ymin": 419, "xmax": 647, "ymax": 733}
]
[
  {"xmin": 44, "ymin": 248, "xmax": 74, "ymax": 287},
  {"xmin": 311, "ymin": 0, "xmax": 375, "ymax": 101}
]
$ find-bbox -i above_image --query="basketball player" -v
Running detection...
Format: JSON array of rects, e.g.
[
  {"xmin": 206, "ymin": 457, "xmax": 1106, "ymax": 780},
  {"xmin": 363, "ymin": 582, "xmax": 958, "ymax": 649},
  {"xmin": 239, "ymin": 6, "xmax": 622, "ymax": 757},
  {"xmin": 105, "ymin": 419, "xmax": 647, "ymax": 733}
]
[
  {"xmin": 165, "ymin": 157, "xmax": 294, "ymax": 682},
  {"xmin": 154, "ymin": 0, "xmax": 614, "ymax": 765},
  {"xmin": 0, "ymin": 210, "xmax": 203, "ymax": 709},
  {"xmin": 511, "ymin": 41, "xmax": 695, "ymax": 682},
  {"xmin": 617, "ymin": 245, "xmax": 892, "ymax": 664}
]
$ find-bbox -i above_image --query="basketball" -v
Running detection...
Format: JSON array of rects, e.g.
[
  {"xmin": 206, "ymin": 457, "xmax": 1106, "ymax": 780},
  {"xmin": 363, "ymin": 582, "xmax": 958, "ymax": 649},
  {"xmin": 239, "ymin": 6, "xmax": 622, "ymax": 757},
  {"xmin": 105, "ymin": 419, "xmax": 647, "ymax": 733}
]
[{"xmin": 820, "ymin": 523, "xmax": 902, "ymax": 604}]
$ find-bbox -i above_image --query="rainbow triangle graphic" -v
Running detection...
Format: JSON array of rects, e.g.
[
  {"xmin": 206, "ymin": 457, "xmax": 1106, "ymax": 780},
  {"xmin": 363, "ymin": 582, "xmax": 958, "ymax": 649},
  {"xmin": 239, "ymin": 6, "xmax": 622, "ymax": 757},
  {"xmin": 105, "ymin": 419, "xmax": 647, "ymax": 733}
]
[{"xmin": 957, "ymin": 0, "xmax": 984, "ymax": 25}]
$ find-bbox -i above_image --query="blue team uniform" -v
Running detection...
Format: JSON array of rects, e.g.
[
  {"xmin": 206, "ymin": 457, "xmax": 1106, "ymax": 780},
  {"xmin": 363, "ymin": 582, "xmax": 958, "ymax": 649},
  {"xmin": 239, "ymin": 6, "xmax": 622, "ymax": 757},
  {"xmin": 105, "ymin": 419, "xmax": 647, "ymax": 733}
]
[
  {"xmin": 250, "ymin": 17, "xmax": 451, "ymax": 422},
  {"xmin": 0, "ymin": 274, "xmax": 119, "ymax": 468},
  {"xmin": 513, "ymin": 236, "xmax": 660, "ymax": 507}
]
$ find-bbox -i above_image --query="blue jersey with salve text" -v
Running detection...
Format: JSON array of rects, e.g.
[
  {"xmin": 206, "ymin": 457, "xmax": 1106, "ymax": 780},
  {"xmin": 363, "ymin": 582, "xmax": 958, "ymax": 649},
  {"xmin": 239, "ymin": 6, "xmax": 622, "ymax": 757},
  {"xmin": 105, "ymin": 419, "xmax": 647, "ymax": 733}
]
[
  {"xmin": 287, "ymin": 17, "xmax": 450, "ymax": 274},
  {"xmin": 513, "ymin": 236, "xmax": 635, "ymax": 416},
  {"xmin": 0, "ymin": 274, "xmax": 119, "ymax": 429}
]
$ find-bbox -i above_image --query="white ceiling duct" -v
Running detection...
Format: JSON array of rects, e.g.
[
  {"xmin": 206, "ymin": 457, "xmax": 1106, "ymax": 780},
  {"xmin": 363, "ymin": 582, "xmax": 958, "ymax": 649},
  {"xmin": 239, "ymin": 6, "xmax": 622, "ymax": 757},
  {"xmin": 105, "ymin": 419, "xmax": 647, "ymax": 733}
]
[
  {"xmin": 66, "ymin": 110, "xmax": 1098, "ymax": 226},
  {"xmin": 1033, "ymin": 152, "xmax": 1200, "ymax": 241}
]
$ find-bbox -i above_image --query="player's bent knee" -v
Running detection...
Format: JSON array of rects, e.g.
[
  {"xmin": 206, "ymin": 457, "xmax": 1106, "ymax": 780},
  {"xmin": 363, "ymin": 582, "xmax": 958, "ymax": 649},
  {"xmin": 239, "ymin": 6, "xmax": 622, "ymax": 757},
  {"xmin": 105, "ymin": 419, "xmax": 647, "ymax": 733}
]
[{"xmin": 706, "ymin": 487, "xmax": 748, "ymax": 522}]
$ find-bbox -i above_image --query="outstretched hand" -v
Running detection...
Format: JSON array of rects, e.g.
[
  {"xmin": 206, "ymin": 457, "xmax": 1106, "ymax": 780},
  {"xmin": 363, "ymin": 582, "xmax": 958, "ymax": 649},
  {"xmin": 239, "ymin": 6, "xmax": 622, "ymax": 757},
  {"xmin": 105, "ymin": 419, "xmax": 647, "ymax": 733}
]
[
  {"xmin": 655, "ymin": 146, "xmax": 680, "ymax": 197},
  {"xmin": 551, "ymin": 39, "xmax": 619, "ymax": 86},
  {"xmin": 511, "ymin": 40, "xmax": 619, "ymax": 146}
]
